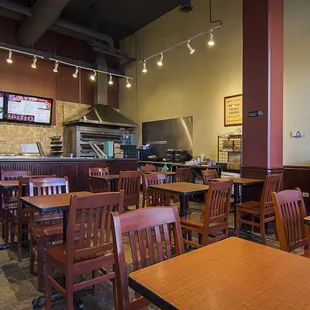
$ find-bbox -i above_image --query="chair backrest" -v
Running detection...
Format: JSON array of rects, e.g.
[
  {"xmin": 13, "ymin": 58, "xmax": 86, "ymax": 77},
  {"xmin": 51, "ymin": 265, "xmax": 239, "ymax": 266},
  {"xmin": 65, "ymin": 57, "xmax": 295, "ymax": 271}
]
[
  {"xmin": 112, "ymin": 206, "xmax": 184, "ymax": 310},
  {"xmin": 1, "ymin": 170, "xmax": 31, "ymax": 180},
  {"xmin": 201, "ymin": 169, "xmax": 218, "ymax": 185},
  {"xmin": 28, "ymin": 177, "xmax": 69, "ymax": 196},
  {"xmin": 118, "ymin": 171, "xmax": 141, "ymax": 207},
  {"xmin": 203, "ymin": 180, "xmax": 233, "ymax": 243},
  {"xmin": 175, "ymin": 167, "xmax": 190, "ymax": 182},
  {"xmin": 272, "ymin": 189, "xmax": 309, "ymax": 252},
  {"xmin": 66, "ymin": 191, "xmax": 124, "ymax": 266},
  {"xmin": 260, "ymin": 174, "xmax": 282, "ymax": 215},
  {"xmin": 88, "ymin": 167, "xmax": 109, "ymax": 176},
  {"xmin": 141, "ymin": 165, "xmax": 156, "ymax": 174},
  {"xmin": 143, "ymin": 173, "xmax": 169, "ymax": 207}
]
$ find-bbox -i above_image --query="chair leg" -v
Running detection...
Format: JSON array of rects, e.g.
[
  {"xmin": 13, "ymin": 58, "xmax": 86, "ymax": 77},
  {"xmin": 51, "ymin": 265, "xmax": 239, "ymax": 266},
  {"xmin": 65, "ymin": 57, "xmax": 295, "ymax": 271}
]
[
  {"xmin": 112, "ymin": 277, "xmax": 118, "ymax": 310},
  {"xmin": 198, "ymin": 233, "xmax": 202, "ymax": 245},
  {"xmin": 260, "ymin": 221, "xmax": 267, "ymax": 245},
  {"xmin": 3, "ymin": 209, "xmax": 8, "ymax": 244},
  {"xmin": 45, "ymin": 259, "xmax": 53, "ymax": 310},
  {"xmin": 65, "ymin": 275, "xmax": 74, "ymax": 310},
  {"xmin": 29, "ymin": 235, "xmax": 35, "ymax": 274},
  {"xmin": 17, "ymin": 224, "xmax": 23, "ymax": 262},
  {"xmin": 236, "ymin": 208, "xmax": 240, "ymax": 237},
  {"xmin": 92, "ymin": 269, "xmax": 99, "ymax": 295},
  {"xmin": 37, "ymin": 241, "xmax": 45, "ymax": 292},
  {"xmin": 142, "ymin": 191, "xmax": 146, "ymax": 208},
  {"xmin": 251, "ymin": 215, "xmax": 255, "ymax": 233},
  {"xmin": 10, "ymin": 218, "xmax": 14, "ymax": 250}
]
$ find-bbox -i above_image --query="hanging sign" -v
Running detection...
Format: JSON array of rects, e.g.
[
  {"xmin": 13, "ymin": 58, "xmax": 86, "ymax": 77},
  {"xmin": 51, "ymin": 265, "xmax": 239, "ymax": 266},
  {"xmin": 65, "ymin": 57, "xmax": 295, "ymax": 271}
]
[{"xmin": 224, "ymin": 94, "xmax": 242, "ymax": 127}]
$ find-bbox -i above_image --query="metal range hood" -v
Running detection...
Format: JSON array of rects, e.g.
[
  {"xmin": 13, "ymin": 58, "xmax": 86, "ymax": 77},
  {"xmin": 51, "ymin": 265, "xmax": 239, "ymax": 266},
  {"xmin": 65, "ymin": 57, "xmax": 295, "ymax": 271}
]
[
  {"xmin": 64, "ymin": 58, "xmax": 137, "ymax": 128},
  {"xmin": 63, "ymin": 104, "xmax": 137, "ymax": 128}
]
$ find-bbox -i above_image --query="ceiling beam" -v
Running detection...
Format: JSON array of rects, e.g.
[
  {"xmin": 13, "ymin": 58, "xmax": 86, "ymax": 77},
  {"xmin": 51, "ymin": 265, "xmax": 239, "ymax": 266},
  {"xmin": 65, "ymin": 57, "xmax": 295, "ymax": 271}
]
[{"xmin": 17, "ymin": 0, "xmax": 71, "ymax": 47}]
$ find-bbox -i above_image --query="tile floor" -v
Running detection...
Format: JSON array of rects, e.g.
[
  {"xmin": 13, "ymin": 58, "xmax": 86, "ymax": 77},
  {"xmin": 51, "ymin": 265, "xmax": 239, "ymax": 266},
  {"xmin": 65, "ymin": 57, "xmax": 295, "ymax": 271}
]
[{"xmin": 0, "ymin": 200, "xmax": 278, "ymax": 310}]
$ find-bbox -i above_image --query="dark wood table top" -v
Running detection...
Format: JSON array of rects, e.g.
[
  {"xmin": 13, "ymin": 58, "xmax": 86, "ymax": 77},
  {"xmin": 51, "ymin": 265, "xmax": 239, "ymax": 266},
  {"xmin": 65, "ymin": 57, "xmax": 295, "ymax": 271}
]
[
  {"xmin": 89, "ymin": 174, "xmax": 119, "ymax": 180},
  {"xmin": 20, "ymin": 191, "xmax": 92, "ymax": 212},
  {"xmin": 0, "ymin": 180, "xmax": 18, "ymax": 188},
  {"xmin": 149, "ymin": 182, "xmax": 209, "ymax": 195},
  {"xmin": 129, "ymin": 237, "xmax": 310, "ymax": 310},
  {"xmin": 213, "ymin": 177, "xmax": 264, "ymax": 185},
  {"xmin": 304, "ymin": 216, "xmax": 310, "ymax": 225}
]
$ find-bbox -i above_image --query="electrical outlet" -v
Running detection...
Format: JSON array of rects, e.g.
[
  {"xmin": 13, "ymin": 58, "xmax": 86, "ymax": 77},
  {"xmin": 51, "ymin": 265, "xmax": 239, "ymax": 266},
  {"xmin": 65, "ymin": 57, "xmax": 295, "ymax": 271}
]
[
  {"xmin": 302, "ymin": 192, "xmax": 309, "ymax": 198},
  {"xmin": 291, "ymin": 131, "xmax": 303, "ymax": 137}
]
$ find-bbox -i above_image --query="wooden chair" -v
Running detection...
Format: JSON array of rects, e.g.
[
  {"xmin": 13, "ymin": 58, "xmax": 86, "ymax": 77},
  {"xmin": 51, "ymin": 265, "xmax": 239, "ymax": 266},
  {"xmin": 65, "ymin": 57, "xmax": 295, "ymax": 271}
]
[
  {"xmin": 201, "ymin": 169, "xmax": 218, "ymax": 185},
  {"xmin": 181, "ymin": 180, "xmax": 233, "ymax": 248},
  {"xmin": 118, "ymin": 170, "xmax": 141, "ymax": 210},
  {"xmin": 45, "ymin": 191, "xmax": 124, "ymax": 310},
  {"xmin": 112, "ymin": 206, "xmax": 185, "ymax": 310},
  {"xmin": 272, "ymin": 188, "xmax": 310, "ymax": 256},
  {"xmin": 236, "ymin": 174, "xmax": 282, "ymax": 245},
  {"xmin": 28, "ymin": 177, "xmax": 71, "ymax": 291},
  {"xmin": 174, "ymin": 167, "xmax": 191, "ymax": 208},
  {"xmin": 141, "ymin": 165, "xmax": 156, "ymax": 208},
  {"xmin": 0, "ymin": 170, "xmax": 31, "ymax": 243},
  {"xmin": 143, "ymin": 173, "xmax": 170, "ymax": 207},
  {"xmin": 89, "ymin": 167, "xmax": 111, "ymax": 193}
]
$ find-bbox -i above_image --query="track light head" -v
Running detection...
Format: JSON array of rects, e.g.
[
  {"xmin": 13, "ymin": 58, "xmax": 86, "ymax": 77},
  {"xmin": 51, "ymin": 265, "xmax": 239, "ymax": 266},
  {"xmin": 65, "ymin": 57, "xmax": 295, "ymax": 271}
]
[
  {"xmin": 31, "ymin": 56, "xmax": 37, "ymax": 69},
  {"xmin": 157, "ymin": 53, "xmax": 164, "ymax": 67},
  {"xmin": 90, "ymin": 71, "xmax": 97, "ymax": 81},
  {"xmin": 53, "ymin": 61, "xmax": 59, "ymax": 73},
  {"xmin": 108, "ymin": 74, "xmax": 113, "ymax": 85},
  {"xmin": 208, "ymin": 30, "xmax": 215, "ymax": 47},
  {"xmin": 187, "ymin": 40, "xmax": 195, "ymax": 54},
  {"xmin": 6, "ymin": 50, "xmax": 13, "ymax": 64},
  {"xmin": 126, "ymin": 78, "xmax": 131, "ymax": 88},
  {"xmin": 73, "ymin": 67, "xmax": 79, "ymax": 78},
  {"xmin": 142, "ymin": 60, "xmax": 147, "ymax": 73}
]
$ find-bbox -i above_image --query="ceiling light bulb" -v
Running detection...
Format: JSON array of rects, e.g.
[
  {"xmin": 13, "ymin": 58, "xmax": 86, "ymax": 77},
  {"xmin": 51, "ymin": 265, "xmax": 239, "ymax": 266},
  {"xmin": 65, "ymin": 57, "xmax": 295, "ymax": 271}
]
[
  {"xmin": 142, "ymin": 60, "xmax": 147, "ymax": 73},
  {"xmin": 108, "ymin": 74, "xmax": 113, "ymax": 85},
  {"xmin": 157, "ymin": 53, "xmax": 164, "ymax": 67},
  {"xmin": 31, "ymin": 56, "xmax": 37, "ymax": 69},
  {"xmin": 73, "ymin": 67, "xmax": 79, "ymax": 78},
  {"xmin": 90, "ymin": 71, "xmax": 97, "ymax": 81},
  {"xmin": 126, "ymin": 78, "xmax": 131, "ymax": 88},
  {"xmin": 53, "ymin": 61, "xmax": 59, "ymax": 73},
  {"xmin": 187, "ymin": 40, "xmax": 195, "ymax": 54},
  {"xmin": 6, "ymin": 50, "xmax": 13, "ymax": 64},
  {"xmin": 208, "ymin": 31, "xmax": 215, "ymax": 47}
]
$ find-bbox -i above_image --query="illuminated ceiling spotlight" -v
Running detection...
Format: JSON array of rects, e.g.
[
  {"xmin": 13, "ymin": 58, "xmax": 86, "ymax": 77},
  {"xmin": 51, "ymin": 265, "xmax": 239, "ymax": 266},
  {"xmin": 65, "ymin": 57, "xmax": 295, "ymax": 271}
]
[
  {"xmin": 157, "ymin": 53, "xmax": 164, "ymax": 67},
  {"xmin": 6, "ymin": 50, "xmax": 13, "ymax": 64},
  {"xmin": 186, "ymin": 40, "xmax": 195, "ymax": 54},
  {"xmin": 142, "ymin": 60, "xmax": 147, "ymax": 73},
  {"xmin": 208, "ymin": 29, "xmax": 215, "ymax": 47},
  {"xmin": 126, "ymin": 78, "xmax": 131, "ymax": 88},
  {"xmin": 90, "ymin": 70, "xmax": 97, "ymax": 81},
  {"xmin": 53, "ymin": 61, "xmax": 59, "ymax": 73},
  {"xmin": 72, "ymin": 67, "xmax": 79, "ymax": 78},
  {"xmin": 31, "ymin": 56, "xmax": 37, "ymax": 69},
  {"xmin": 108, "ymin": 74, "xmax": 113, "ymax": 85}
]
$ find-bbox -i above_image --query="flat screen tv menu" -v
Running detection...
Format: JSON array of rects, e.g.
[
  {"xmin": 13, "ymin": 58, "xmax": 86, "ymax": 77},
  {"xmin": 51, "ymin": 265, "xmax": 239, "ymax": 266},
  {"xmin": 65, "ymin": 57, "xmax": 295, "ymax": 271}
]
[{"xmin": 7, "ymin": 94, "xmax": 52, "ymax": 124}]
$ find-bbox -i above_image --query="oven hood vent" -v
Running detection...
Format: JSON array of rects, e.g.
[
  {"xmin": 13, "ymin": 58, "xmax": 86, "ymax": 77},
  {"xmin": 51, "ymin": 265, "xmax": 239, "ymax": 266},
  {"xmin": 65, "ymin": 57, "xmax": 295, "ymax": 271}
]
[{"xmin": 63, "ymin": 104, "xmax": 137, "ymax": 128}]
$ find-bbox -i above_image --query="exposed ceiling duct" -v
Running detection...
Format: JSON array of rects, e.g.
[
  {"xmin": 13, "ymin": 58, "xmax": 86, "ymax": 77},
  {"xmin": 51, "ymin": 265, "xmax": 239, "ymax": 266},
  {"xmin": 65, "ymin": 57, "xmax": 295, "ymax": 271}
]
[
  {"xmin": 179, "ymin": 0, "xmax": 193, "ymax": 12},
  {"xmin": 17, "ymin": 0, "xmax": 71, "ymax": 47}
]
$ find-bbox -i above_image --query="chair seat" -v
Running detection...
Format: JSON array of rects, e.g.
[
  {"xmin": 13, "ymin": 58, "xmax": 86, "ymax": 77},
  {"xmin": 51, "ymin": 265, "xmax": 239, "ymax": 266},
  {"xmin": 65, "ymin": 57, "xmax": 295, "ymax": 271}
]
[
  {"xmin": 236, "ymin": 201, "xmax": 260, "ymax": 214},
  {"xmin": 180, "ymin": 214, "xmax": 204, "ymax": 228},
  {"xmin": 31, "ymin": 223, "xmax": 79, "ymax": 238}
]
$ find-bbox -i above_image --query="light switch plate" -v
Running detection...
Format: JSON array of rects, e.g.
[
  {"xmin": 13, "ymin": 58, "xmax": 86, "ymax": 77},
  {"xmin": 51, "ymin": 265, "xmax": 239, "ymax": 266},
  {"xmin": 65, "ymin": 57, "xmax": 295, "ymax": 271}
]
[{"xmin": 291, "ymin": 131, "xmax": 303, "ymax": 137}]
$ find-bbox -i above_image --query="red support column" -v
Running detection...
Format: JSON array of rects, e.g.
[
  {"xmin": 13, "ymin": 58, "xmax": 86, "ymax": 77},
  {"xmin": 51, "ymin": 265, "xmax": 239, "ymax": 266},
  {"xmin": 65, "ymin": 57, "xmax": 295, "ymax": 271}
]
[{"xmin": 242, "ymin": 0, "xmax": 284, "ymax": 178}]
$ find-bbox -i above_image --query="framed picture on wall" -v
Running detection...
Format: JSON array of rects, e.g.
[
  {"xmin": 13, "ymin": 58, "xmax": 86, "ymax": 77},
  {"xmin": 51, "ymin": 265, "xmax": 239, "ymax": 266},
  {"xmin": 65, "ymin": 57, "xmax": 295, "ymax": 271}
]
[{"xmin": 224, "ymin": 94, "xmax": 242, "ymax": 127}]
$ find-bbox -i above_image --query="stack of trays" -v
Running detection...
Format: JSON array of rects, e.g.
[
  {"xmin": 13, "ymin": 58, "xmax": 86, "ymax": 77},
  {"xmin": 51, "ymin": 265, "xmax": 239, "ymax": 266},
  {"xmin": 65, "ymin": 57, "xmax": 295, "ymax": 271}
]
[{"xmin": 50, "ymin": 136, "xmax": 63, "ymax": 157}]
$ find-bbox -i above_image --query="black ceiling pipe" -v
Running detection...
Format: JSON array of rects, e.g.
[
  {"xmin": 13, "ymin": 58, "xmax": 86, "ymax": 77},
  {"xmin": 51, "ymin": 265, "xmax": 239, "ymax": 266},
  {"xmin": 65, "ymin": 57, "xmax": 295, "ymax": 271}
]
[{"xmin": 179, "ymin": 0, "xmax": 193, "ymax": 12}]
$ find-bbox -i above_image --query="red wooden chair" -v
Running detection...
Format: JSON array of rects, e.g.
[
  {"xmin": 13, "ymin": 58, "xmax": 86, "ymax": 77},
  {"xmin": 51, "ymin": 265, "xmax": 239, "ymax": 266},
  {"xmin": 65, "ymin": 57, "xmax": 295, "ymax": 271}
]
[
  {"xmin": 174, "ymin": 167, "xmax": 191, "ymax": 209},
  {"xmin": 0, "ymin": 170, "xmax": 31, "ymax": 243},
  {"xmin": 88, "ymin": 167, "xmax": 111, "ymax": 193},
  {"xmin": 45, "ymin": 191, "xmax": 124, "ymax": 310},
  {"xmin": 112, "ymin": 206, "xmax": 184, "ymax": 310},
  {"xmin": 201, "ymin": 169, "xmax": 218, "ymax": 185},
  {"xmin": 143, "ymin": 173, "xmax": 170, "ymax": 207},
  {"xmin": 141, "ymin": 165, "xmax": 156, "ymax": 208},
  {"xmin": 272, "ymin": 188, "xmax": 310, "ymax": 257},
  {"xmin": 118, "ymin": 170, "xmax": 141, "ymax": 210},
  {"xmin": 181, "ymin": 180, "xmax": 233, "ymax": 247},
  {"xmin": 236, "ymin": 174, "xmax": 282, "ymax": 245}
]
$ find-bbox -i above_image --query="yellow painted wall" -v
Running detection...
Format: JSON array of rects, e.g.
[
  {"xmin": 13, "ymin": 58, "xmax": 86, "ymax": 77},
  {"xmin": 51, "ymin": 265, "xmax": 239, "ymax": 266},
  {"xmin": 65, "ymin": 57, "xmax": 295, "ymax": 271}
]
[{"xmin": 120, "ymin": 0, "xmax": 242, "ymax": 159}]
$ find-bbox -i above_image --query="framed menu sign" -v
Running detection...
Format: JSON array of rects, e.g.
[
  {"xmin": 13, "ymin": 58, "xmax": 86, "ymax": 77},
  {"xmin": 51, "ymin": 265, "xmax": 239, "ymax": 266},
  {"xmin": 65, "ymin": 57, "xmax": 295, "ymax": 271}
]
[{"xmin": 224, "ymin": 94, "xmax": 242, "ymax": 127}]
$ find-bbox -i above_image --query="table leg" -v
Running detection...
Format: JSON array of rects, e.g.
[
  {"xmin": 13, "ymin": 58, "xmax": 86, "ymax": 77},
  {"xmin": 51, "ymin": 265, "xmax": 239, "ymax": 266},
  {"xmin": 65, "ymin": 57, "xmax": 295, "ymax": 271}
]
[
  {"xmin": 111, "ymin": 180, "xmax": 116, "ymax": 192},
  {"xmin": 233, "ymin": 184, "xmax": 241, "ymax": 230},
  {"xmin": 179, "ymin": 195, "xmax": 187, "ymax": 217}
]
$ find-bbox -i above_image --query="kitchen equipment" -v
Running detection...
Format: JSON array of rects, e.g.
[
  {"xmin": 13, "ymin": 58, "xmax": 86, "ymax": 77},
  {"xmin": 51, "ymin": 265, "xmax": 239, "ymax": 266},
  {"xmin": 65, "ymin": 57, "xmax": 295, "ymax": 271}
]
[
  {"xmin": 120, "ymin": 145, "xmax": 137, "ymax": 158},
  {"xmin": 164, "ymin": 149, "xmax": 175, "ymax": 162},
  {"xmin": 49, "ymin": 136, "xmax": 63, "ymax": 157},
  {"xmin": 175, "ymin": 149, "xmax": 192, "ymax": 162},
  {"xmin": 138, "ymin": 147, "xmax": 153, "ymax": 161}
]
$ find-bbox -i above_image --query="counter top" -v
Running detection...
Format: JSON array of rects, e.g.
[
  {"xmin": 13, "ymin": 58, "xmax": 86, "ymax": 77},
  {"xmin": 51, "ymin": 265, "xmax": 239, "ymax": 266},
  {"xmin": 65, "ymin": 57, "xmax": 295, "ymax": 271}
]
[
  {"xmin": 138, "ymin": 160, "xmax": 220, "ymax": 169},
  {"xmin": 0, "ymin": 156, "xmax": 137, "ymax": 162}
]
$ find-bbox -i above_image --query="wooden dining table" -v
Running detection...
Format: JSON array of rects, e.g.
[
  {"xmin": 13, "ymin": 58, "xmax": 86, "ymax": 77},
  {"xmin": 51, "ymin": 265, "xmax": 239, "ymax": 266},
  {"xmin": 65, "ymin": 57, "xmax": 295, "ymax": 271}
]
[
  {"xmin": 89, "ymin": 174, "xmax": 119, "ymax": 191},
  {"xmin": 129, "ymin": 237, "xmax": 310, "ymax": 310},
  {"xmin": 148, "ymin": 182, "xmax": 209, "ymax": 216}
]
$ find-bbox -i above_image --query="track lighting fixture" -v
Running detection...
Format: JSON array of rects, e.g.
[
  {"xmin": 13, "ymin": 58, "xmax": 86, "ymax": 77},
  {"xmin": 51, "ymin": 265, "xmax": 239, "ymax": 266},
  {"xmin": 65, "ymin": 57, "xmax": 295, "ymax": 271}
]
[
  {"xmin": 108, "ymin": 74, "xmax": 113, "ymax": 85},
  {"xmin": 90, "ymin": 71, "xmax": 97, "ymax": 81},
  {"xmin": 126, "ymin": 78, "xmax": 131, "ymax": 88},
  {"xmin": 31, "ymin": 56, "xmax": 37, "ymax": 69},
  {"xmin": 6, "ymin": 50, "xmax": 13, "ymax": 64},
  {"xmin": 142, "ymin": 60, "xmax": 147, "ymax": 73},
  {"xmin": 157, "ymin": 53, "xmax": 164, "ymax": 67},
  {"xmin": 73, "ymin": 67, "xmax": 79, "ymax": 78},
  {"xmin": 208, "ymin": 30, "xmax": 215, "ymax": 46},
  {"xmin": 187, "ymin": 40, "xmax": 195, "ymax": 54},
  {"xmin": 53, "ymin": 61, "xmax": 59, "ymax": 73}
]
